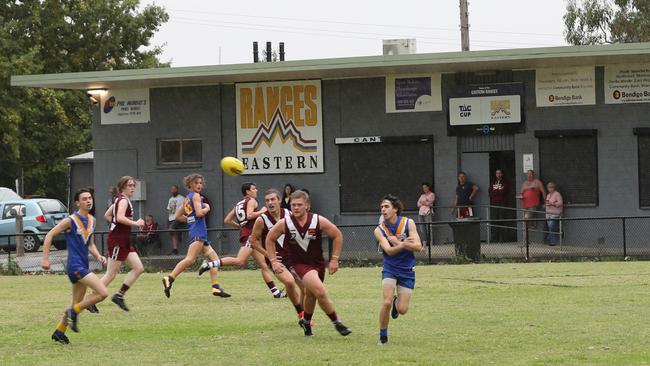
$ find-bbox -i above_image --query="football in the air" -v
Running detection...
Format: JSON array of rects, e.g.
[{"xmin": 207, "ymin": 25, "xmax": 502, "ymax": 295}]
[{"xmin": 220, "ymin": 156, "xmax": 245, "ymax": 176}]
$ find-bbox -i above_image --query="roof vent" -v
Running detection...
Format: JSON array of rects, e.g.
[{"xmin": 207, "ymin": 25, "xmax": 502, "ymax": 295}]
[{"xmin": 382, "ymin": 39, "xmax": 416, "ymax": 56}]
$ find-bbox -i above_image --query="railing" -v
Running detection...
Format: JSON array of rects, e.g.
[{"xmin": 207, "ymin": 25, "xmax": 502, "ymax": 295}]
[{"xmin": 2, "ymin": 213, "xmax": 650, "ymax": 273}]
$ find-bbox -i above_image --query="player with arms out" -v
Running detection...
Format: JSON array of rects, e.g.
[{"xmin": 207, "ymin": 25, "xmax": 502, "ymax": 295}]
[
  {"xmin": 375, "ymin": 194, "xmax": 422, "ymax": 346},
  {"xmin": 163, "ymin": 174, "xmax": 230, "ymax": 298},
  {"xmin": 199, "ymin": 183, "xmax": 284, "ymax": 298},
  {"xmin": 100, "ymin": 176, "xmax": 145, "ymax": 312},
  {"xmin": 266, "ymin": 190, "xmax": 351, "ymax": 337},
  {"xmin": 41, "ymin": 188, "xmax": 108, "ymax": 344}
]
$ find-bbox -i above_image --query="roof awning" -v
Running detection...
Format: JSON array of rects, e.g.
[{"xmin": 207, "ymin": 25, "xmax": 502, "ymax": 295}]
[{"xmin": 11, "ymin": 43, "xmax": 650, "ymax": 90}]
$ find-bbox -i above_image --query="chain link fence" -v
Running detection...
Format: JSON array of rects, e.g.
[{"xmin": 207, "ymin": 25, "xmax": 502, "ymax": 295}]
[{"xmin": 2, "ymin": 215, "xmax": 650, "ymax": 274}]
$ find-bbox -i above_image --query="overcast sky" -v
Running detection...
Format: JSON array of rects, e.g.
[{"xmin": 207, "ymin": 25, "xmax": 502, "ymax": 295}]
[{"xmin": 144, "ymin": 0, "xmax": 569, "ymax": 67}]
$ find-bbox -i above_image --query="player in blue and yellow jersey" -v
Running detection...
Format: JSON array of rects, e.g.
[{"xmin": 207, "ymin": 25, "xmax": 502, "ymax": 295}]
[
  {"xmin": 374, "ymin": 194, "xmax": 422, "ymax": 346},
  {"xmin": 41, "ymin": 188, "xmax": 108, "ymax": 345},
  {"xmin": 162, "ymin": 174, "xmax": 230, "ymax": 298}
]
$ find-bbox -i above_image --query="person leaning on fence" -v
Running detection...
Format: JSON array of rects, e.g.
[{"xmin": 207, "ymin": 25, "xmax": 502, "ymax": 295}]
[
  {"xmin": 416, "ymin": 182, "xmax": 435, "ymax": 245},
  {"xmin": 544, "ymin": 182, "xmax": 563, "ymax": 246},
  {"xmin": 519, "ymin": 170, "xmax": 546, "ymax": 227},
  {"xmin": 135, "ymin": 214, "xmax": 161, "ymax": 256},
  {"xmin": 452, "ymin": 172, "xmax": 479, "ymax": 219}
]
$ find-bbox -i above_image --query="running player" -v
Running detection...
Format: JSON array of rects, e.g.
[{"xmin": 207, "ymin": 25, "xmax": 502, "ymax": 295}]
[
  {"xmin": 375, "ymin": 194, "xmax": 422, "ymax": 345},
  {"xmin": 265, "ymin": 190, "xmax": 351, "ymax": 337},
  {"xmin": 41, "ymin": 188, "xmax": 108, "ymax": 344},
  {"xmin": 199, "ymin": 183, "xmax": 284, "ymax": 298},
  {"xmin": 162, "ymin": 174, "xmax": 230, "ymax": 298},
  {"xmin": 101, "ymin": 176, "xmax": 145, "ymax": 311},
  {"xmin": 249, "ymin": 189, "xmax": 305, "ymax": 320}
]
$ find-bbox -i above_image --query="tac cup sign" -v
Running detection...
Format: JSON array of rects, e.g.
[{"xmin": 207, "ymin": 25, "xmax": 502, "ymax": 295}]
[{"xmin": 235, "ymin": 80, "xmax": 324, "ymax": 174}]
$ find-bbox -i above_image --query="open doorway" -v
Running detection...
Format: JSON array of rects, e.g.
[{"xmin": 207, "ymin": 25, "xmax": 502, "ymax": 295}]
[{"xmin": 488, "ymin": 151, "xmax": 517, "ymax": 242}]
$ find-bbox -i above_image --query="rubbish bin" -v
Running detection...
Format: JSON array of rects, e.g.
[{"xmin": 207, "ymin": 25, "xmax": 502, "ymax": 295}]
[{"xmin": 449, "ymin": 218, "xmax": 481, "ymax": 261}]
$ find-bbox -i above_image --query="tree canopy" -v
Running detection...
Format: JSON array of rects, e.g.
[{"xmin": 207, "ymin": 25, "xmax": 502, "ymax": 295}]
[
  {"xmin": 564, "ymin": 0, "xmax": 650, "ymax": 45},
  {"xmin": 1, "ymin": 0, "xmax": 168, "ymax": 200}
]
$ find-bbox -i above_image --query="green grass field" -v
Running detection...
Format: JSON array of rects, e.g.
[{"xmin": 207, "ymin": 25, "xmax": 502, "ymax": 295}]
[{"xmin": 2, "ymin": 262, "xmax": 650, "ymax": 365}]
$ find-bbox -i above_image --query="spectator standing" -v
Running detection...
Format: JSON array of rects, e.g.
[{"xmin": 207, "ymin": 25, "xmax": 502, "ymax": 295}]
[
  {"xmin": 488, "ymin": 169, "xmax": 509, "ymax": 242},
  {"xmin": 281, "ymin": 183, "xmax": 295, "ymax": 209},
  {"xmin": 166, "ymin": 185, "xmax": 185, "ymax": 255},
  {"xmin": 136, "ymin": 214, "xmax": 161, "ymax": 256},
  {"xmin": 544, "ymin": 182, "xmax": 563, "ymax": 246},
  {"xmin": 416, "ymin": 182, "xmax": 435, "ymax": 246},
  {"xmin": 452, "ymin": 172, "xmax": 479, "ymax": 219},
  {"xmin": 519, "ymin": 170, "xmax": 546, "ymax": 226}
]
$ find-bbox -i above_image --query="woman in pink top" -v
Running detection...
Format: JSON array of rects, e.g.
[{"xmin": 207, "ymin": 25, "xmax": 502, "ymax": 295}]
[
  {"xmin": 519, "ymin": 170, "xmax": 546, "ymax": 226},
  {"xmin": 544, "ymin": 182, "xmax": 563, "ymax": 246},
  {"xmin": 416, "ymin": 182, "xmax": 435, "ymax": 246}
]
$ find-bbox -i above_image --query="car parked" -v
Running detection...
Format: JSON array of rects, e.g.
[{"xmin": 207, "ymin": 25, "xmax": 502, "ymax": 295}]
[{"xmin": 0, "ymin": 199, "xmax": 69, "ymax": 252}]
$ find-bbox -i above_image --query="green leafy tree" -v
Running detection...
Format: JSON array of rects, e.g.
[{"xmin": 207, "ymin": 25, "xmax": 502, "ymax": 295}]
[
  {"xmin": 564, "ymin": 0, "xmax": 650, "ymax": 45},
  {"xmin": 1, "ymin": 0, "xmax": 168, "ymax": 200}
]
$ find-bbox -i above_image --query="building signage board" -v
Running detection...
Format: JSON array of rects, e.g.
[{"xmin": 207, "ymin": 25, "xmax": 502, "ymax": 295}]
[
  {"xmin": 235, "ymin": 80, "xmax": 323, "ymax": 174},
  {"xmin": 385, "ymin": 74, "xmax": 442, "ymax": 113},
  {"xmin": 535, "ymin": 66, "xmax": 595, "ymax": 107},
  {"xmin": 100, "ymin": 88, "xmax": 150, "ymax": 124},
  {"xmin": 447, "ymin": 83, "xmax": 524, "ymax": 136},
  {"xmin": 604, "ymin": 64, "xmax": 650, "ymax": 104}
]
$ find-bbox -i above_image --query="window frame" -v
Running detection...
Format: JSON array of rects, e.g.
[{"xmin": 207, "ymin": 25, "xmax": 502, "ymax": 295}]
[
  {"xmin": 157, "ymin": 138, "xmax": 203, "ymax": 167},
  {"xmin": 535, "ymin": 129, "xmax": 599, "ymax": 207}
]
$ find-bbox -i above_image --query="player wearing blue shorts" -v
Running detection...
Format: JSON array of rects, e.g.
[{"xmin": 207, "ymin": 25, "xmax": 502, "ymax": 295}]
[
  {"xmin": 374, "ymin": 194, "xmax": 422, "ymax": 346},
  {"xmin": 162, "ymin": 174, "xmax": 230, "ymax": 298},
  {"xmin": 41, "ymin": 188, "xmax": 108, "ymax": 344}
]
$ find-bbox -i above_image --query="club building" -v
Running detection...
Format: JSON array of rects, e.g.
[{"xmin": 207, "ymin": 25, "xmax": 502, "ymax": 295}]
[{"xmin": 11, "ymin": 43, "xmax": 650, "ymax": 249}]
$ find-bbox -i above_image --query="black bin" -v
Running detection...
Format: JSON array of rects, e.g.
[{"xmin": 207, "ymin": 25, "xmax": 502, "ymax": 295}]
[{"xmin": 449, "ymin": 219, "xmax": 481, "ymax": 261}]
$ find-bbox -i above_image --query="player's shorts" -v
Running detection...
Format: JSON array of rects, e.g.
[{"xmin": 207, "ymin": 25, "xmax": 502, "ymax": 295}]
[
  {"xmin": 382, "ymin": 268, "xmax": 415, "ymax": 290},
  {"xmin": 67, "ymin": 266, "xmax": 91, "ymax": 284},
  {"xmin": 188, "ymin": 236, "xmax": 211, "ymax": 247},
  {"xmin": 240, "ymin": 235, "xmax": 251, "ymax": 246},
  {"xmin": 291, "ymin": 263, "xmax": 325, "ymax": 282},
  {"xmin": 108, "ymin": 241, "xmax": 136, "ymax": 261}
]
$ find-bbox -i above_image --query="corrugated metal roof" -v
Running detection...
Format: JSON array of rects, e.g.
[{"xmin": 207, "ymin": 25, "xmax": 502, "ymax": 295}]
[
  {"xmin": 11, "ymin": 43, "xmax": 650, "ymax": 90},
  {"xmin": 65, "ymin": 151, "xmax": 93, "ymax": 162}
]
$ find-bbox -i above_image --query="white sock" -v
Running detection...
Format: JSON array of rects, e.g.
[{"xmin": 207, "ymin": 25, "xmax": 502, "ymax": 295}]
[{"xmin": 208, "ymin": 259, "xmax": 221, "ymax": 268}]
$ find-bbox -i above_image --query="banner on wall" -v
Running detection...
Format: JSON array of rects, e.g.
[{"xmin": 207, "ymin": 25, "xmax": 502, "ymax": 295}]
[
  {"xmin": 100, "ymin": 88, "xmax": 150, "ymax": 124},
  {"xmin": 447, "ymin": 83, "xmax": 524, "ymax": 136},
  {"xmin": 535, "ymin": 66, "xmax": 595, "ymax": 107},
  {"xmin": 385, "ymin": 74, "xmax": 442, "ymax": 113},
  {"xmin": 235, "ymin": 80, "xmax": 323, "ymax": 174},
  {"xmin": 604, "ymin": 64, "xmax": 650, "ymax": 104}
]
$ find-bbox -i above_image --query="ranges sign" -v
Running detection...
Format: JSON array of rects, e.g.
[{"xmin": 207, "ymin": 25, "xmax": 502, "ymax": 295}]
[{"xmin": 235, "ymin": 80, "xmax": 323, "ymax": 174}]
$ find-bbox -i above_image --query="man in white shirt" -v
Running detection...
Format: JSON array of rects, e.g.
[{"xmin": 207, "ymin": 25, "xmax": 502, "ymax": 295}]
[{"xmin": 166, "ymin": 185, "xmax": 185, "ymax": 255}]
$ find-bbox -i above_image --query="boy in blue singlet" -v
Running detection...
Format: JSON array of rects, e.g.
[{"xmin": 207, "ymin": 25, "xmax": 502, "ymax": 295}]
[
  {"xmin": 374, "ymin": 194, "xmax": 422, "ymax": 346},
  {"xmin": 41, "ymin": 188, "xmax": 108, "ymax": 344},
  {"xmin": 162, "ymin": 174, "xmax": 230, "ymax": 298}
]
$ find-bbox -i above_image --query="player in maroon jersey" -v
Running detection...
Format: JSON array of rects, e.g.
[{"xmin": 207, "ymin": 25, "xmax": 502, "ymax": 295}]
[
  {"xmin": 265, "ymin": 190, "xmax": 351, "ymax": 337},
  {"xmin": 199, "ymin": 183, "xmax": 283, "ymax": 298},
  {"xmin": 100, "ymin": 176, "xmax": 144, "ymax": 312}
]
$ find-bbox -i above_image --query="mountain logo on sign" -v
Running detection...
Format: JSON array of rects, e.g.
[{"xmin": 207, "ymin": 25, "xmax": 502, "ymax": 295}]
[{"xmin": 241, "ymin": 108, "xmax": 318, "ymax": 154}]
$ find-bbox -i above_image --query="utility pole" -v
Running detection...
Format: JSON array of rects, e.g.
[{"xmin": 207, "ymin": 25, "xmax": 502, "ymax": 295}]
[{"xmin": 460, "ymin": 0, "xmax": 470, "ymax": 51}]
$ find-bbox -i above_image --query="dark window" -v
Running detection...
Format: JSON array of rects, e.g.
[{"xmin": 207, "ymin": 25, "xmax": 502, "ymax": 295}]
[
  {"xmin": 3, "ymin": 204, "xmax": 25, "ymax": 219},
  {"xmin": 536, "ymin": 130, "xmax": 598, "ymax": 205},
  {"xmin": 158, "ymin": 139, "xmax": 203, "ymax": 165},
  {"xmin": 636, "ymin": 129, "xmax": 650, "ymax": 207},
  {"xmin": 339, "ymin": 136, "xmax": 433, "ymax": 212}
]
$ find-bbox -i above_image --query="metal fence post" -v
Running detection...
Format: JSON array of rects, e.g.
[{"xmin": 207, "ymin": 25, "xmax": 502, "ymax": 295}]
[
  {"xmin": 622, "ymin": 217, "xmax": 627, "ymax": 259},
  {"xmin": 525, "ymin": 220, "xmax": 530, "ymax": 261}
]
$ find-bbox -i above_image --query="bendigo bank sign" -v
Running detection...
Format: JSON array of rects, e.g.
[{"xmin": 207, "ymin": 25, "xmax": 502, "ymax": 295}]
[{"xmin": 235, "ymin": 80, "xmax": 323, "ymax": 174}]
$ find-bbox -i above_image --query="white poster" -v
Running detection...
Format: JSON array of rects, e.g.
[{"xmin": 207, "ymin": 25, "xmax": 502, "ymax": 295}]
[
  {"xmin": 236, "ymin": 80, "xmax": 323, "ymax": 174},
  {"xmin": 604, "ymin": 64, "xmax": 650, "ymax": 104},
  {"xmin": 535, "ymin": 66, "xmax": 596, "ymax": 107},
  {"xmin": 449, "ymin": 95, "xmax": 521, "ymax": 126},
  {"xmin": 100, "ymin": 88, "xmax": 150, "ymax": 124},
  {"xmin": 385, "ymin": 74, "xmax": 442, "ymax": 113}
]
